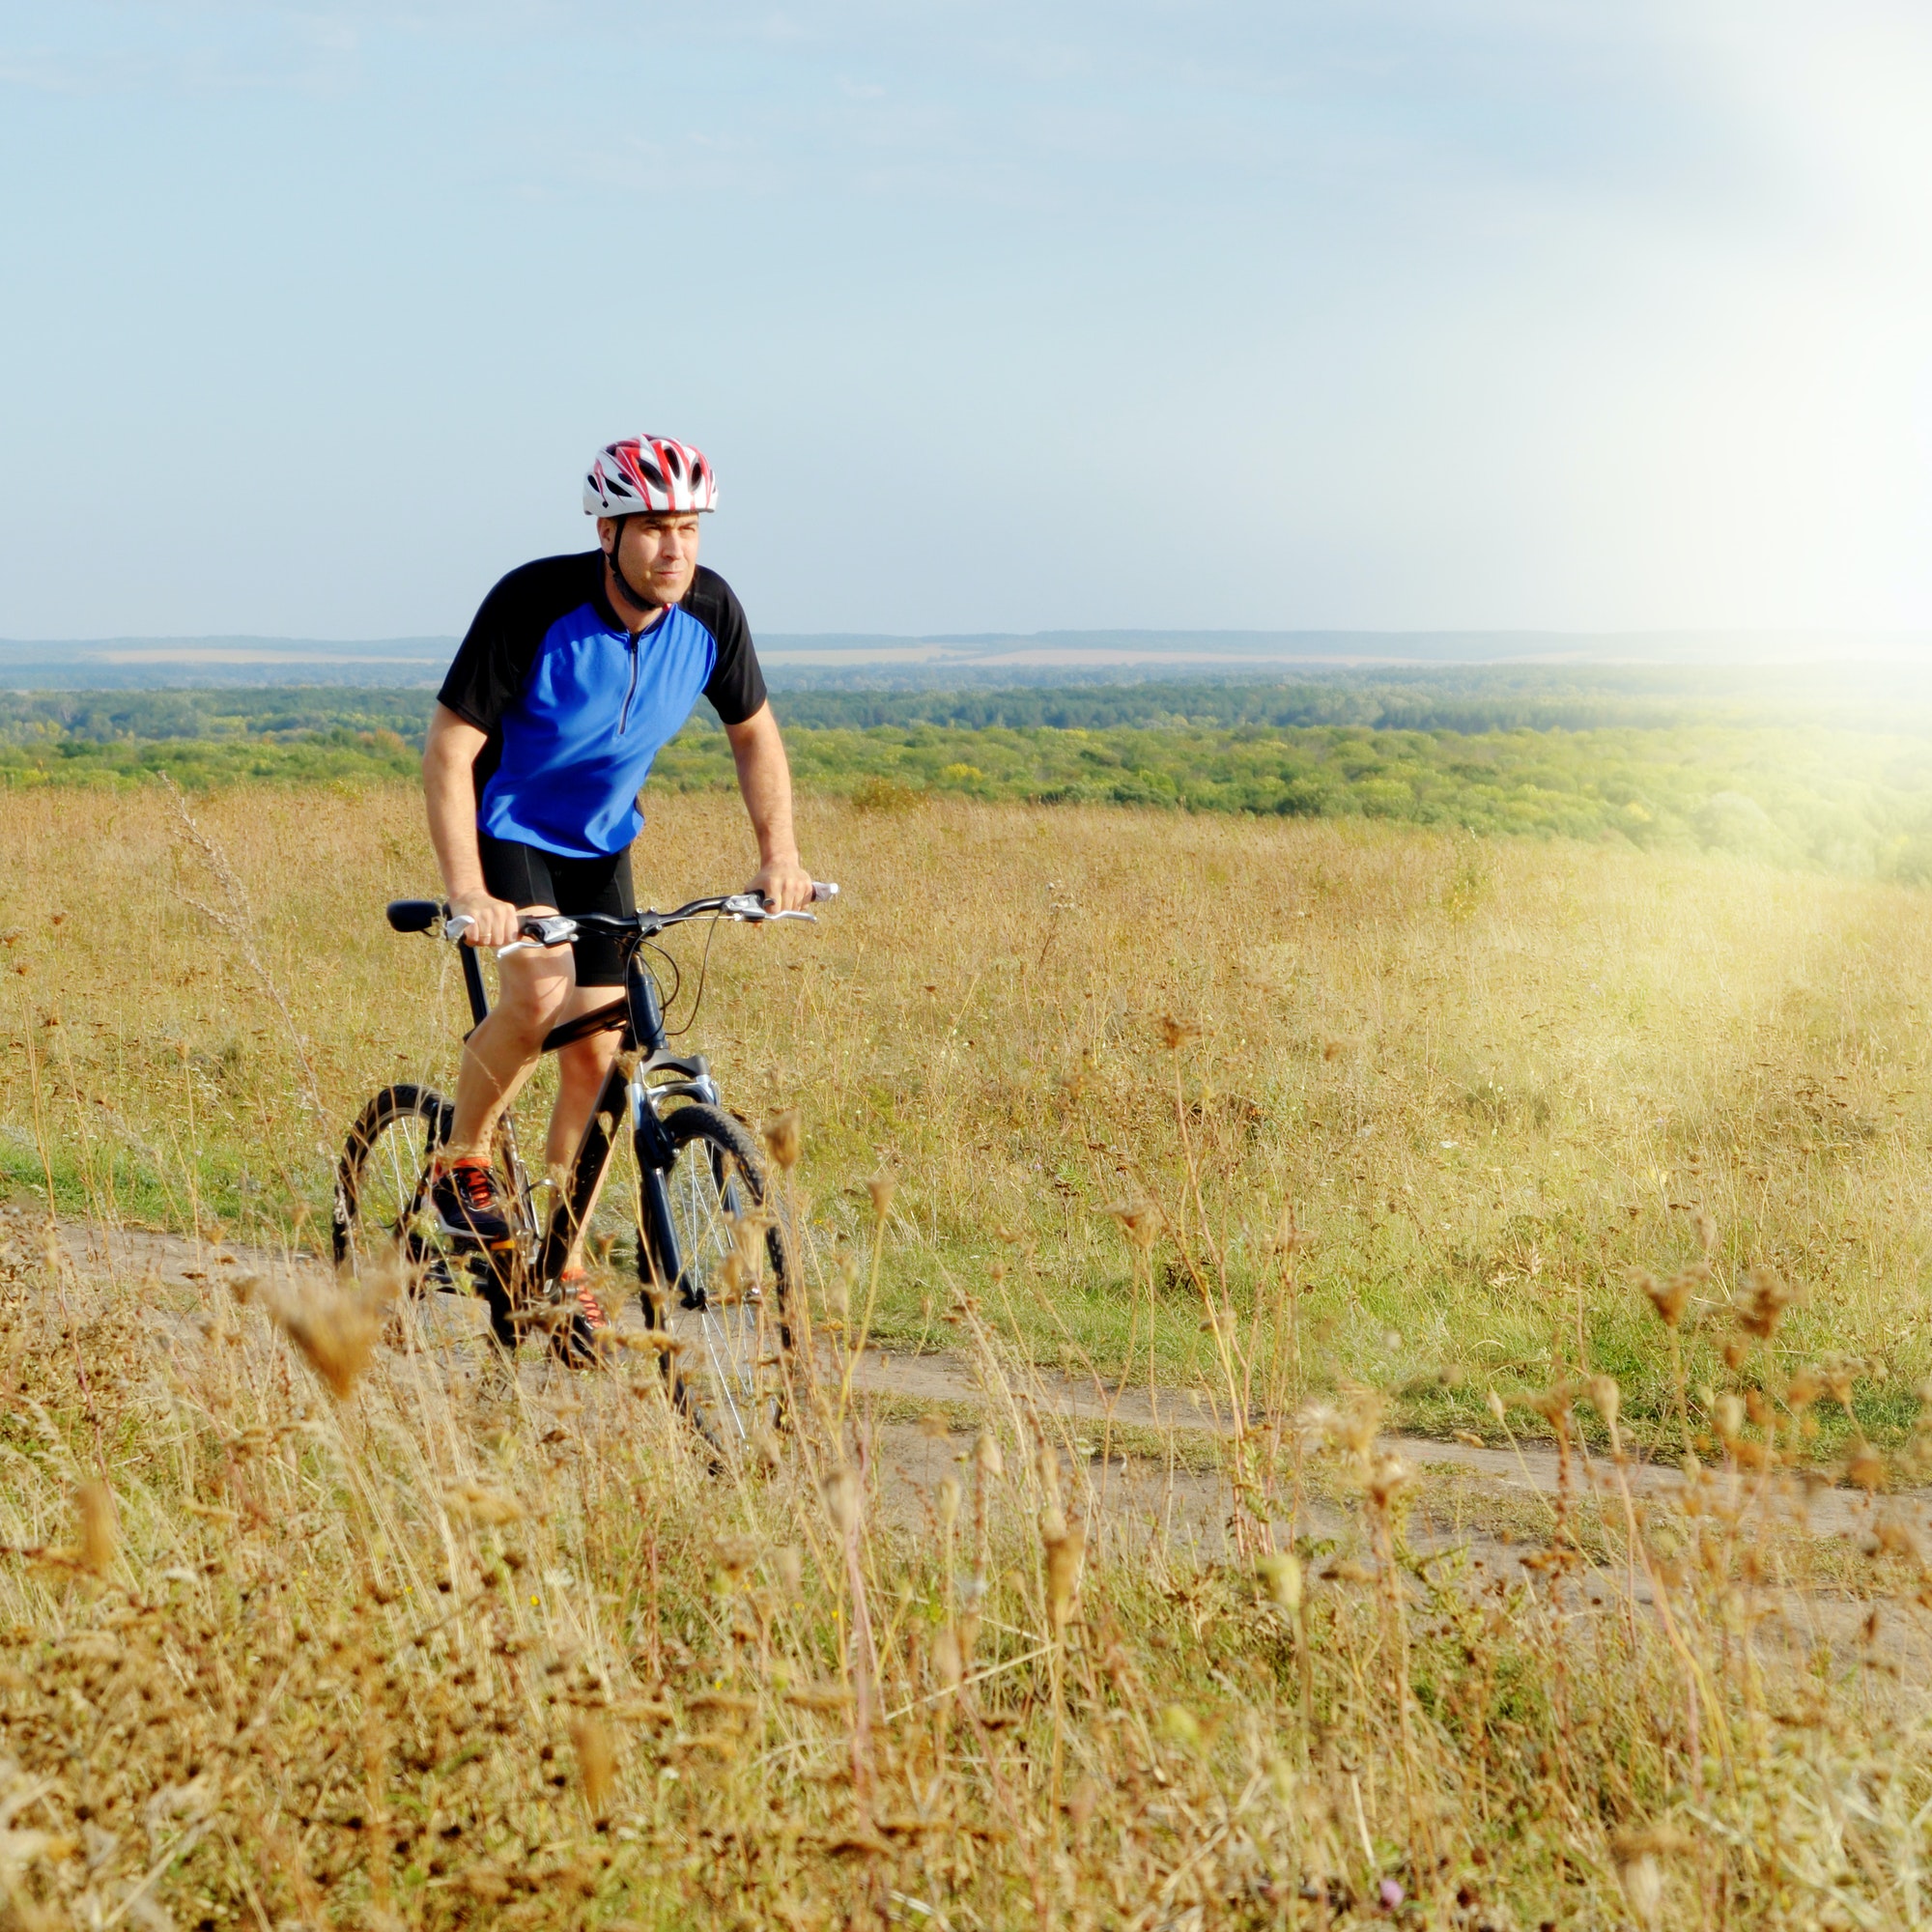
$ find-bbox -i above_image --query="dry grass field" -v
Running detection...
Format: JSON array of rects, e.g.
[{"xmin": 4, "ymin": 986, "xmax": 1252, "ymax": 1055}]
[
  {"xmin": 2, "ymin": 782, "xmax": 1932, "ymax": 1925},
  {"xmin": 6, "ymin": 782, "xmax": 1932, "ymax": 1447}
]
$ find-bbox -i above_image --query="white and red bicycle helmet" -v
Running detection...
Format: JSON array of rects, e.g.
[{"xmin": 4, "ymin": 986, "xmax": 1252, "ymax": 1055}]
[{"xmin": 583, "ymin": 437, "xmax": 719, "ymax": 517}]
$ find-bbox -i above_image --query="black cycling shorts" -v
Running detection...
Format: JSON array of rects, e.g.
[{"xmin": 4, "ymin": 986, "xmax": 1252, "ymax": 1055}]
[{"xmin": 477, "ymin": 831, "xmax": 635, "ymax": 987}]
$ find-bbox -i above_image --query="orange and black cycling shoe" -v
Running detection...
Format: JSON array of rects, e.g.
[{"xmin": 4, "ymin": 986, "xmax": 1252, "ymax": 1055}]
[
  {"xmin": 553, "ymin": 1268, "xmax": 611, "ymax": 1368},
  {"xmin": 429, "ymin": 1157, "xmax": 513, "ymax": 1246}
]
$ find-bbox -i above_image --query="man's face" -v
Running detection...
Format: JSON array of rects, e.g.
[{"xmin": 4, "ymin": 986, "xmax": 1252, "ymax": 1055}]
[{"xmin": 600, "ymin": 512, "xmax": 702, "ymax": 611}]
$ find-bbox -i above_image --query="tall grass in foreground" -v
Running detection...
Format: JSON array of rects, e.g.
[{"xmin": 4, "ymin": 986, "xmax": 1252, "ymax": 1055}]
[
  {"xmin": 2, "ymin": 1119, "xmax": 1931, "ymax": 1927},
  {"xmin": 6, "ymin": 785, "xmax": 1932, "ymax": 1450}
]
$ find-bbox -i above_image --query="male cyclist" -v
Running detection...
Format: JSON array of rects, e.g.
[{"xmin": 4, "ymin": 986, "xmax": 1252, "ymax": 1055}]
[{"xmin": 420, "ymin": 436, "xmax": 812, "ymax": 1344}]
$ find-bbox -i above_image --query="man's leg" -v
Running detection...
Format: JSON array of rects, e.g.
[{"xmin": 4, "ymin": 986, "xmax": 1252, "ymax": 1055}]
[
  {"xmin": 546, "ymin": 987, "xmax": 626, "ymax": 1273},
  {"xmin": 547, "ymin": 997, "xmax": 625, "ymax": 1174},
  {"xmin": 443, "ymin": 906, "xmax": 576, "ymax": 1161}
]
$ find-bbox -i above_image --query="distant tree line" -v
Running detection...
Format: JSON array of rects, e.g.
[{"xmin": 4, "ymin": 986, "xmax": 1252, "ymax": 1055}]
[{"xmin": 9, "ymin": 678, "xmax": 1932, "ymax": 884}]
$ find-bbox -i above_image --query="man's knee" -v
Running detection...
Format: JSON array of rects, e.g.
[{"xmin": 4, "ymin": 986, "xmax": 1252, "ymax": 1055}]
[
  {"xmin": 556, "ymin": 1034, "xmax": 618, "ymax": 1094},
  {"xmin": 495, "ymin": 961, "xmax": 573, "ymax": 1032}
]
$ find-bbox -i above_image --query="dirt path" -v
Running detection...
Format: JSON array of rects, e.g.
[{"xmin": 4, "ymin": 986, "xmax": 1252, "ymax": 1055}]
[
  {"xmin": 55, "ymin": 1218, "xmax": 1923, "ymax": 1543},
  {"xmin": 47, "ymin": 1216, "xmax": 1932, "ymax": 1675}
]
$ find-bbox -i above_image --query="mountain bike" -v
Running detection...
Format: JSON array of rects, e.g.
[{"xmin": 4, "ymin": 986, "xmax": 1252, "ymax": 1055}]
[{"xmin": 330, "ymin": 884, "xmax": 834, "ymax": 1451}]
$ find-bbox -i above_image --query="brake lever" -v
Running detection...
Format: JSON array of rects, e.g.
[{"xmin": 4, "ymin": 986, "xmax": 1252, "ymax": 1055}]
[
  {"xmin": 499, "ymin": 914, "xmax": 579, "ymax": 955},
  {"xmin": 722, "ymin": 891, "xmax": 826, "ymax": 923}
]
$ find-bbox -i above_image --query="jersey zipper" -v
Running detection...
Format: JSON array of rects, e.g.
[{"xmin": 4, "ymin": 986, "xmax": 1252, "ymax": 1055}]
[{"xmin": 619, "ymin": 629, "xmax": 640, "ymax": 734}]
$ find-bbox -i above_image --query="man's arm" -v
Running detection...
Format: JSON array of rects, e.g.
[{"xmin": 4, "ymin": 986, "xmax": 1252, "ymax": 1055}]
[
  {"xmin": 724, "ymin": 701, "xmax": 813, "ymax": 911},
  {"xmin": 422, "ymin": 703, "xmax": 524, "ymax": 947}
]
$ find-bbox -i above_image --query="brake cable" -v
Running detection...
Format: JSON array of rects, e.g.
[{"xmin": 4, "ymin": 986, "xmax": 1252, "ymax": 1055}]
[
  {"xmin": 640, "ymin": 939, "xmax": 681, "ymax": 1025},
  {"xmin": 662, "ymin": 908, "xmax": 725, "ymax": 1039}
]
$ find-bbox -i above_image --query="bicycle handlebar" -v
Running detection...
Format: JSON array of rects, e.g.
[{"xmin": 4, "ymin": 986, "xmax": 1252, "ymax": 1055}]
[{"xmin": 429, "ymin": 882, "xmax": 838, "ymax": 956}]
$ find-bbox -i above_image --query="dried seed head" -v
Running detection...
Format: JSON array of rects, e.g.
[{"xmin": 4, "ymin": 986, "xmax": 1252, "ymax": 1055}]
[
  {"xmin": 1367, "ymin": 1453, "xmax": 1411, "ymax": 1508},
  {"xmin": 821, "ymin": 1464, "xmax": 863, "ymax": 1536},
  {"xmin": 762, "ymin": 1109, "xmax": 801, "ymax": 1174},
  {"xmin": 1257, "ymin": 1551, "xmax": 1303, "ymax": 1613},
  {"xmin": 1716, "ymin": 1394, "xmax": 1746, "ymax": 1444},
  {"xmin": 444, "ymin": 1482, "xmax": 525, "ymax": 1526},
  {"xmin": 1587, "ymin": 1375, "xmax": 1621, "ymax": 1431},
  {"xmin": 1787, "ymin": 1369, "xmax": 1822, "ymax": 1407},
  {"xmin": 1159, "ymin": 1704, "xmax": 1202, "ymax": 1751},
  {"xmin": 713, "ymin": 1536, "xmax": 762, "ymax": 1583},
  {"xmin": 937, "ymin": 1476, "xmax": 962, "ymax": 1530},
  {"xmin": 784, "ymin": 1681, "xmax": 854, "ymax": 1714},
  {"xmin": 1737, "ymin": 1265, "xmax": 1794, "ymax": 1341},
  {"xmin": 866, "ymin": 1174, "xmax": 896, "ymax": 1221},
  {"xmin": 1617, "ymin": 1852, "xmax": 1663, "ymax": 1931},
  {"xmin": 730, "ymin": 1209, "xmax": 772, "ymax": 1262},
  {"xmin": 918, "ymin": 1409, "xmax": 952, "ymax": 1442},
  {"xmin": 1158, "ymin": 1014, "xmax": 1202, "ymax": 1052},
  {"xmin": 973, "ymin": 1431, "xmax": 1005, "ymax": 1479},
  {"xmin": 270, "ymin": 1283, "xmax": 385, "ymax": 1400},
  {"xmin": 1487, "ymin": 1389, "xmax": 1508, "ymax": 1428},
  {"xmin": 1847, "ymin": 1448, "xmax": 1887, "ymax": 1493},
  {"xmin": 1641, "ymin": 1269, "xmax": 1694, "ymax": 1329},
  {"xmin": 1693, "ymin": 1208, "xmax": 1718, "ymax": 1256},
  {"xmin": 1098, "ymin": 1200, "xmax": 1158, "ymax": 1251},
  {"xmin": 74, "ymin": 1481, "xmax": 117, "ymax": 1577},
  {"xmin": 1529, "ymin": 1384, "xmax": 1574, "ymax": 1427},
  {"xmin": 1042, "ymin": 1515, "xmax": 1085, "ymax": 1635},
  {"xmin": 814, "ymin": 1277, "xmax": 846, "ymax": 1334},
  {"xmin": 569, "ymin": 1712, "xmax": 616, "ymax": 1819},
  {"xmin": 775, "ymin": 1546, "xmax": 804, "ymax": 1596},
  {"xmin": 1613, "ymin": 1823, "xmax": 1688, "ymax": 1931},
  {"xmin": 930, "ymin": 1625, "xmax": 964, "ymax": 1690},
  {"xmin": 712, "ymin": 1249, "xmax": 748, "ymax": 1305},
  {"xmin": 1339, "ymin": 1386, "xmax": 1386, "ymax": 1457}
]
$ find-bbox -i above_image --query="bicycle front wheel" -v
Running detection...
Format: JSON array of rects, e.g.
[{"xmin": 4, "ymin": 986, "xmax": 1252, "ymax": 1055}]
[
  {"xmin": 331, "ymin": 1084, "xmax": 522, "ymax": 1347},
  {"xmin": 642, "ymin": 1103, "xmax": 796, "ymax": 1454},
  {"xmin": 333, "ymin": 1084, "xmax": 455, "ymax": 1281}
]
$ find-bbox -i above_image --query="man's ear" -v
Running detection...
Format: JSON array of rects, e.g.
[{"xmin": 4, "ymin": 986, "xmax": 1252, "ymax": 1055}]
[{"xmin": 595, "ymin": 516, "xmax": 616, "ymax": 554}]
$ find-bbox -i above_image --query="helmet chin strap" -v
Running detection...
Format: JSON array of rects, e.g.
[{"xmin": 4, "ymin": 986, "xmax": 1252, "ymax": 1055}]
[{"xmin": 604, "ymin": 516, "xmax": 661, "ymax": 621}]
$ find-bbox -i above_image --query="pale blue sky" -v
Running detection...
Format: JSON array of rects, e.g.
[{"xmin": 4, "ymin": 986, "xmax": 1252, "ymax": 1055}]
[{"xmin": 4, "ymin": 1, "xmax": 1929, "ymax": 639}]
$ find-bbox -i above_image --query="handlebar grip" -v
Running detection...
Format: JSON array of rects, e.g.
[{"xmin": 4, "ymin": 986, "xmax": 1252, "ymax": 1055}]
[{"xmin": 812, "ymin": 881, "xmax": 838, "ymax": 902}]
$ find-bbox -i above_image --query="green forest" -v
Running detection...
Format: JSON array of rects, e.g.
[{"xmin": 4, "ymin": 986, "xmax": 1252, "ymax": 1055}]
[{"xmin": 7, "ymin": 677, "xmax": 1932, "ymax": 880}]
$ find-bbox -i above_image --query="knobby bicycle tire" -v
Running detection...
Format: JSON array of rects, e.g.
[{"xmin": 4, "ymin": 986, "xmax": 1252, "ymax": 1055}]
[
  {"xmin": 331, "ymin": 1083, "xmax": 522, "ymax": 1348},
  {"xmin": 639, "ymin": 1101, "xmax": 797, "ymax": 1457}
]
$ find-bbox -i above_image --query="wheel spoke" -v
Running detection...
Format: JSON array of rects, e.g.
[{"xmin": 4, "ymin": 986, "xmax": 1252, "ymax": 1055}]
[{"xmin": 654, "ymin": 1107, "xmax": 791, "ymax": 1453}]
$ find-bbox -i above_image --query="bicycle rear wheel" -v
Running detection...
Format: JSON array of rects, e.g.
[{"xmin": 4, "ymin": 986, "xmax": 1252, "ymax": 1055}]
[
  {"xmin": 640, "ymin": 1103, "xmax": 796, "ymax": 1455},
  {"xmin": 331, "ymin": 1084, "xmax": 521, "ymax": 1347}
]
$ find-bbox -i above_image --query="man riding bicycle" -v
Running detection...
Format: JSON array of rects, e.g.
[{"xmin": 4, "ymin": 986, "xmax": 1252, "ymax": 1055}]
[{"xmin": 420, "ymin": 436, "xmax": 813, "ymax": 1341}]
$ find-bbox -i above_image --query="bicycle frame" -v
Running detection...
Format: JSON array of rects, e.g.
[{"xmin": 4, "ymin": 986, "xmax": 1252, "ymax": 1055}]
[{"xmin": 461, "ymin": 937, "xmax": 718, "ymax": 1309}]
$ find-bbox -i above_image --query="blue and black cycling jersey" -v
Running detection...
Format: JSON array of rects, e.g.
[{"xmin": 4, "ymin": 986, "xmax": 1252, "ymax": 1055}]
[{"xmin": 437, "ymin": 552, "xmax": 768, "ymax": 859}]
